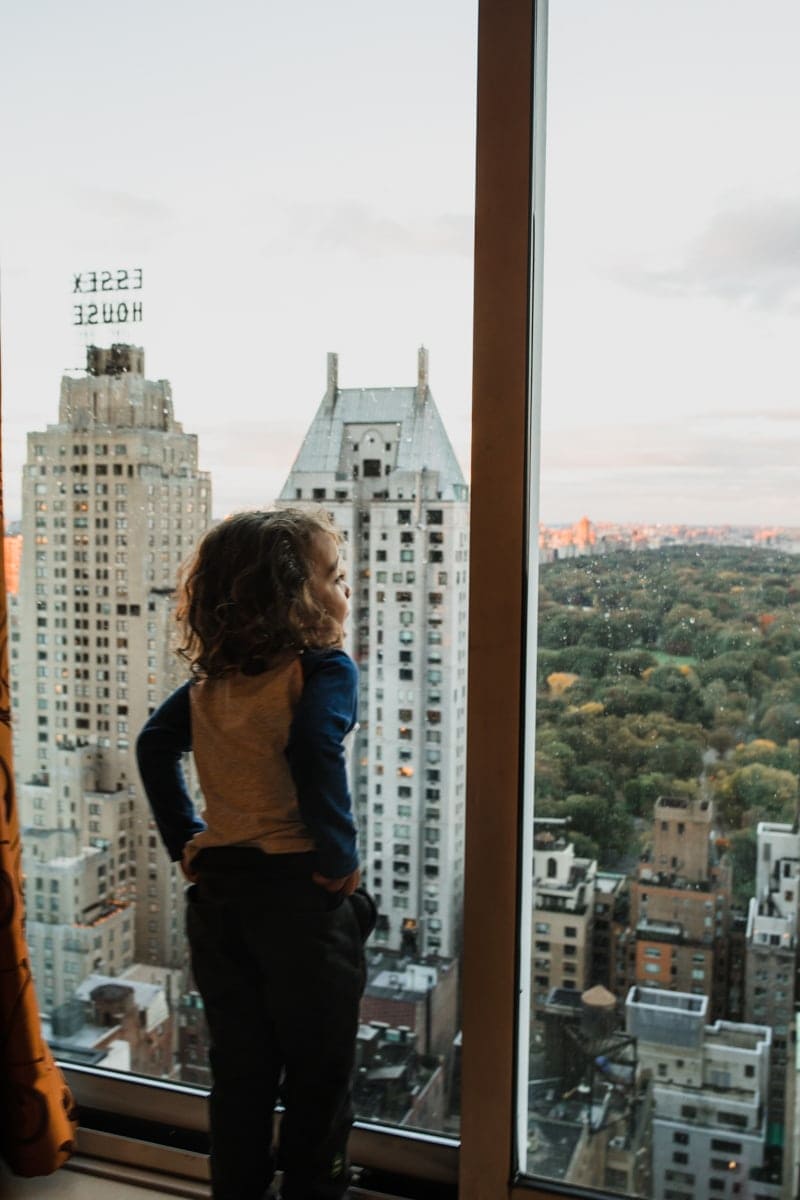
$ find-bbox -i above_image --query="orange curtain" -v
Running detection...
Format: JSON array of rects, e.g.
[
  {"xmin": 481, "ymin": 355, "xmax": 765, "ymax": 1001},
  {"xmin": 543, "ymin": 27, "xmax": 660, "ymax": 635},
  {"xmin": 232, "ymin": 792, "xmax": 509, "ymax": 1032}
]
[{"xmin": 0, "ymin": 336, "xmax": 78, "ymax": 1174}]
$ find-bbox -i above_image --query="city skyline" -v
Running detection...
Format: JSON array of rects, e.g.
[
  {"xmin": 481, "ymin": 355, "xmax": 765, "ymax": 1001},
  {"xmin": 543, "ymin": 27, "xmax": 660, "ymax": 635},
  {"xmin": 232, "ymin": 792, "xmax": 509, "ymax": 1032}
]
[
  {"xmin": 2, "ymin": 3, "xmax": 798, "ymax": 1189},
  {"xmin": 7, "ymin": 341, "xmax": 799, "ymax": 1187},
  {"xmin": 6, "ymin": 339, "xmax": 469, "ymax": 1133}
]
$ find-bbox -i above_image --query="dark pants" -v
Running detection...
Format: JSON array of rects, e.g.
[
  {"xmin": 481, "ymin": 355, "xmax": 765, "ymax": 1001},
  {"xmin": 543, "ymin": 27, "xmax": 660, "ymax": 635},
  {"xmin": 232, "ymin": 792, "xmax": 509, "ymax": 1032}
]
[{"xmin": 186, "ymin": 849, "xmax": 368, "ymax": 1200}]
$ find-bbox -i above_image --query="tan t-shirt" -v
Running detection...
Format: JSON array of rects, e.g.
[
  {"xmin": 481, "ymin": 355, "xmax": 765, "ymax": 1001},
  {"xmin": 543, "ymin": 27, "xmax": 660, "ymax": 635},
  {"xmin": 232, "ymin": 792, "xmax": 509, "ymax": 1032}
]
[{"xmin": 184, "ymin": 656, "xmax": 316, "ymax": 864}]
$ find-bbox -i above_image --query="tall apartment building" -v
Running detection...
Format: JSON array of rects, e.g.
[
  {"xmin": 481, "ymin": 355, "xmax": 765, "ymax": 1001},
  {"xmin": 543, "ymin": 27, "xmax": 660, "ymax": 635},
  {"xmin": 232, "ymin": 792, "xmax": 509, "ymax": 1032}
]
[
  {"xmin": 279, "ymin": 349, "xmax": 469, "ymax": 958},
  {"xmin": 626, "ymin": 987, "xmax": 779, "ymax": 1200},
  {"xmin": 626, "ymin": 796, "xmax": 732, "ymax": 1018},
  {"xmin": 531, "ymin": 823, "xmax": 597, "ymax": 1023},
  {"xmin": 13, "ymin": 343, "xmax": 211, "ymax": 996},
  {"xmin": 745, "ymin": 821, "xmax": 800, "ymax": 1197}
]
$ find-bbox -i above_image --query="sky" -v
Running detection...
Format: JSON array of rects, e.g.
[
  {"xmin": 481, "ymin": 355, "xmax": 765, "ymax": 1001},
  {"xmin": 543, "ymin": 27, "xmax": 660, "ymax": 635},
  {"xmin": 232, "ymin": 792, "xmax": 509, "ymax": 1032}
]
[{"xmin": 1, "ymin": 0, "xmax": 798, "ymax": 526}]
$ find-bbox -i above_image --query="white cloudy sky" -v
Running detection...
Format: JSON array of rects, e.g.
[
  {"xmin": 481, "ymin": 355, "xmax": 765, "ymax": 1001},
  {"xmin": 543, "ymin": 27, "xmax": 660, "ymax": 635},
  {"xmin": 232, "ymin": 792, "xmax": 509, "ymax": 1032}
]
[{"xmin": 1, "ymin": 0, "xmax": 798, "ymax": 525}]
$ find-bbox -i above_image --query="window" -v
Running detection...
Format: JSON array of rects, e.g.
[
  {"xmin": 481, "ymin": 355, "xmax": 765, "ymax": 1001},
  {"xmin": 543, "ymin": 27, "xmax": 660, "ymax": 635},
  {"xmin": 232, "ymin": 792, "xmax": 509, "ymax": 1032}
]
[
  {"xmin": 6, "ymin": 5, "xmax": 795, "ymax": 1200},
  {"xmin": 712, "ymin": 1138, "xmax": 742, "ymax": 1154},
  {"xmin": 514, "ymin": 2, "xmax": 800, "ymax": 1192}
]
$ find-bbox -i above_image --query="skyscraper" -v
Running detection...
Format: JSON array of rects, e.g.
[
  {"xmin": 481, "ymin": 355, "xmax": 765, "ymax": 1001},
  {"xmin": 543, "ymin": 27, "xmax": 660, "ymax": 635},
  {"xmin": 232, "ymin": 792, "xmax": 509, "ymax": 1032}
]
[
  {"xmin": 13, "ymin": 343, "xmax": 211, "ymax": 1009},
  {"xmin": 279, "ymin": 349, "xmax": 469, "ymax": 958}
]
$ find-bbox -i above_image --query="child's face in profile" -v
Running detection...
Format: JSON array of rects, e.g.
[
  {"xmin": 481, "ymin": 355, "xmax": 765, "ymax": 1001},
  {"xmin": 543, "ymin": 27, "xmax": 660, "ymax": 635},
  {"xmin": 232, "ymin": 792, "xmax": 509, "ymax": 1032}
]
[{"xmin": 309, "ymin": 530, "xmax": 351, "ymax": 631}]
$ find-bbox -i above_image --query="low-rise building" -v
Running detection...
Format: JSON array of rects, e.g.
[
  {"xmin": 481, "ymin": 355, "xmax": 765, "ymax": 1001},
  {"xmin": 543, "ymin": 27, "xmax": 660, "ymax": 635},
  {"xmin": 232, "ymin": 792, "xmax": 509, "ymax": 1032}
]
[
  {"xmin": 44, "ymin": 969, "xmax": 174, "ymax": 1079},
  {"xmin": 353, "ymin": 1021, "xmax": 445, "ymax": 1130},
  {"xmin": 626, "ymin": 796, "xmax": 732, "ymax": 1018},
  {"xmin": 626, "ymin": 986, "xmax": 779, "ymax": 1200},
  {"xmin": 531, "ymin": 823, "xmax": 597, "ymax": 1027},
  {"xmin": 361, "ymin": 949, "xmax": 458, "ymax": 1067}
]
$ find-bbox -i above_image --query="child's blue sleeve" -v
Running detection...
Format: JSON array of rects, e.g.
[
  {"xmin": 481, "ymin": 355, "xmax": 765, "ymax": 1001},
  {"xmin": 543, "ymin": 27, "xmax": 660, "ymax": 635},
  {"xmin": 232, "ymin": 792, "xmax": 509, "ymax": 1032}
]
[
  {"xmin": 136, "ymin": 682, "xmax": 206, "ymax": 861},
  {"xmin": 285, "ymin": 649, "xmax": 359, "ymax": 879}
]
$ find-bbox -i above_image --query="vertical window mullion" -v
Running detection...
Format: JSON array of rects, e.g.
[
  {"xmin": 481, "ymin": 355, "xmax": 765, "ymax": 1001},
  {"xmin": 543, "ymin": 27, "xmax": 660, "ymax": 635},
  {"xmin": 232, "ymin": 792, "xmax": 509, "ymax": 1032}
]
[{"xmin": 460, "ymin": 0, "xmax": 542, "ymax": 1196}]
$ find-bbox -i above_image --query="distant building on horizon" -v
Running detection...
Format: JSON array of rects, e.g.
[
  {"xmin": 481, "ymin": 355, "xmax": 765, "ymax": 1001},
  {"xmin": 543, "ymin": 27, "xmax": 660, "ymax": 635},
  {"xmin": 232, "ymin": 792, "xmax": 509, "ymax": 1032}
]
[{"xmin": 279, "ymin": 348, "xmax": 469, "ymax": 958}]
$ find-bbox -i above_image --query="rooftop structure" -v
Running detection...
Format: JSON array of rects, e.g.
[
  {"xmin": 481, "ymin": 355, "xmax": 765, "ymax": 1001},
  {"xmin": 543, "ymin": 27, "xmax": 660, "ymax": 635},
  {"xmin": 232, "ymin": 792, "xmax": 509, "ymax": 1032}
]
[{"xmin": 626, "ymin": 986, "xmax": 777, "ymax": 1200}]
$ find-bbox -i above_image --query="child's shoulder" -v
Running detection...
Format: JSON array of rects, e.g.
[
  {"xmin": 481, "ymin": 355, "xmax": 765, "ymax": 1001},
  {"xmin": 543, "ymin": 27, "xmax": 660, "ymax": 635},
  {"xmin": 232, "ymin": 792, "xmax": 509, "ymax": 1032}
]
[{"xmin": 299, "ymin": 646, "xmax": 358, "ymax": 683}]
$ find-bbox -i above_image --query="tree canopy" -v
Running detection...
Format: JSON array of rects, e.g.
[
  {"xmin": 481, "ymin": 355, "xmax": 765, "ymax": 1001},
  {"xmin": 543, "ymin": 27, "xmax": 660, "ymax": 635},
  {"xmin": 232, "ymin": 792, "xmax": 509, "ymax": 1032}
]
[{"xmin": 535, "ymin": 546, "xmax": 800, "ymax": 877}]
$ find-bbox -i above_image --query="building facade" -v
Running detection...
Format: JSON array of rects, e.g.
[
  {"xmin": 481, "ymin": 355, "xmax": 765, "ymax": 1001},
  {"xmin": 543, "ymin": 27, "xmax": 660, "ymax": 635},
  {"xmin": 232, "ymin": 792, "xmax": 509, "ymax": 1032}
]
[
  {"xmin": 745, "ymin": 821, "xmax": 800, "ymax": 1197},
  {"xmin": 592, "ymin": 870, "xmax": 629, "ymax": 992},
  {"xmin": 13, "ymin": 343, "xmax": 211, "ymax": 1007},
  {"xmin": 626, "ymin": 796, "xmax": 732, "ymax": 1018},
  {"xmin": 626, "ymin": 987, "xmax": 779, "ymax": 1200},
  {"xmin": 531, "ymin": 824, "xmax": 597, "ymax": 1023},
  {"xmin": 279, "ymin": 349, "xmax": 469, "ymax": 958}
]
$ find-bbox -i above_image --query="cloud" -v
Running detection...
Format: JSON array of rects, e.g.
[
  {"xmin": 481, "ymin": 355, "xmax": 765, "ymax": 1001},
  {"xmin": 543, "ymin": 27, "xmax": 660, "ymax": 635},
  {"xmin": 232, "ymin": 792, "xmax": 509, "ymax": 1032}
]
[
  {"xmin": 61, "ymin": 187, "xmax": 181, "ymax": 253},
  {"xmin": 537, "ymin": 415, "xmax": 799, "ymax": 524},
  {"xmin": 75, "ymin": 188, "xmax": 176, "ymax": 227},
  {"xmin": 615, "ymin": 198, "xmax": 800, "ymax": 310},
  {"xmin": 276, "ymin": 201, "xmax": 473, "ymax": 260},
  {"xmin": 541, "ymin": 418, "xmax": 799, "ymax": 472},
  {"xmin": 713, "ymin": 407, "xmax": 800, "ymax": 423}
]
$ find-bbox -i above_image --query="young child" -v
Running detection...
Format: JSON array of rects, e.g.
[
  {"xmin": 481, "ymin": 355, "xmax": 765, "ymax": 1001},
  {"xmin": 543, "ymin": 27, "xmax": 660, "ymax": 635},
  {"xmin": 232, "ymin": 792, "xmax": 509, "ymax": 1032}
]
[{"xmin": 136, "ymin": 508, "xmax": 374, "ymax": 1200}]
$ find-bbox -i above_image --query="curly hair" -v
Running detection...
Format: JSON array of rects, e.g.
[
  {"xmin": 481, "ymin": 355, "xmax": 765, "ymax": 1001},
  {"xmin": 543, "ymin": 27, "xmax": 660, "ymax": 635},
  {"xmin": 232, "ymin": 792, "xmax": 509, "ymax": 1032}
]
[{"xmin": 176, "ymin": 508, "xmax": 343, "ymax": 678}]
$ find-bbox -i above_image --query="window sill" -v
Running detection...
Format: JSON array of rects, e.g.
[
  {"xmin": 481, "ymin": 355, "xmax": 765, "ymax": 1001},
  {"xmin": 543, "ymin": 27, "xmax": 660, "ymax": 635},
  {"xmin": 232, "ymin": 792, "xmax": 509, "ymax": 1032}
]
[{"xmin": 63, "ymin": 1063, "xmax": 459, "ymax": 1187}]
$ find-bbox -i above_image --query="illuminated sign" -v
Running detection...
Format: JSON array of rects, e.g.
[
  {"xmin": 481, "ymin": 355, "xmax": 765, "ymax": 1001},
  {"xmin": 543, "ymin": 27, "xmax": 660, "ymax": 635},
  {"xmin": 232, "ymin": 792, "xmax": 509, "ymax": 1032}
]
[{"xmin": 72, "ymin": 268, "xmax": 143, "ymax": 327}]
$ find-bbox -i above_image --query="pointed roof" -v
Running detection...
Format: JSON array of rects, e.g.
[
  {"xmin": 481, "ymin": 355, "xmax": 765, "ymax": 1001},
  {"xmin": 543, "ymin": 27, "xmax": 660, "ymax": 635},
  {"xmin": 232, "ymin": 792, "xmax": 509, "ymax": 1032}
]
[{"xmin": 280, "ymin": 355, "xmax": 467, "ymax": 501}]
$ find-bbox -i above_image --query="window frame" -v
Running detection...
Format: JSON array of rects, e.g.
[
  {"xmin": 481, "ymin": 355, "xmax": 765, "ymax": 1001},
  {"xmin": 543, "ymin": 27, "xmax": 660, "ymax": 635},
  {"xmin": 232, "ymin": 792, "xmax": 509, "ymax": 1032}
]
[
  {"xmin": 54, "ymin": 0, "xmax": 554, "ymax": 1196},
  {"xmin": 459, "ymin": 0, "xmax": 553, "ymax": 1196}
]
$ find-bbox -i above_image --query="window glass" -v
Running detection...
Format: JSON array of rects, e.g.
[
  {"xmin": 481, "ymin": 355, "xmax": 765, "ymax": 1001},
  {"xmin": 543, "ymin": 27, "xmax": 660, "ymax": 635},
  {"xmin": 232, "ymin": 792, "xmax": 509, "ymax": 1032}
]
[
  {"xmin": 1, "ymin": 0, "xmax": 476, "ymax": 1140},
  {"xmin": 525, "ymin": 2, "xmax": 799, "ymax": 1195}
]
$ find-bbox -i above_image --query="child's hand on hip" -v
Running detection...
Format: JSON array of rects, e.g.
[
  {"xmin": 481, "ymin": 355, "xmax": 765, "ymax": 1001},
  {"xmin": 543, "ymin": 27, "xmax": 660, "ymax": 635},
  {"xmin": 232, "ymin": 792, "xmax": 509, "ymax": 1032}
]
[
  {"xmin": 181, "ymin": 847, "xmax": 199, "ymax": 883},
  {"xmin": 312, "ymin": 868, "xmax": 361, "ymax": 896}
]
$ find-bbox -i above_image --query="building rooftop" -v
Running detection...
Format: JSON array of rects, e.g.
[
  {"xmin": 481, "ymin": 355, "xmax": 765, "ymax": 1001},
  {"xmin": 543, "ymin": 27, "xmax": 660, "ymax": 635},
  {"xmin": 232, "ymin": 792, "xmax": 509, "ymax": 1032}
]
[
  {"xmin": 279, "ymin": 351, "xmax": 467, "ymax": 501},
  {"xmin": 543, "ymin": 987, "xmax": 584, "ymax": 1016},
  {"xmin": 628, "ymin": 987, "xmax": 706, "ymax": 1014},
  {"xmin": 704, "ymin": 1020, "xmax": 771, "ymax": 1052},
  {"xmin": 595, "ymin": 872, "xmax": 626, "ymax": 895},
  {"xmin": 526, "ymin": 1108, "xmax": 584, "ymax": 1182},
  {"xmin": 368, "ymin": 962, "xmax": 438, "ymax": 1001},
  {"xmin": 656, "ymin": 794, "xmax": 711, "ymax": 815},
  {"xmin": 75, "ymin": 972, "xmax": 162, "ymax": 1011}
]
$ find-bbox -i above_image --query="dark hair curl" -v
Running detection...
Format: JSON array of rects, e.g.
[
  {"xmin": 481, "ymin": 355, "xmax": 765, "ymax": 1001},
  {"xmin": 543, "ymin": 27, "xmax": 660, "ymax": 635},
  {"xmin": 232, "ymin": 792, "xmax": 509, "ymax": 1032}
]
[{"xmin": 176, "ymin": 508, "xmax": 343, "ymax": 678}]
